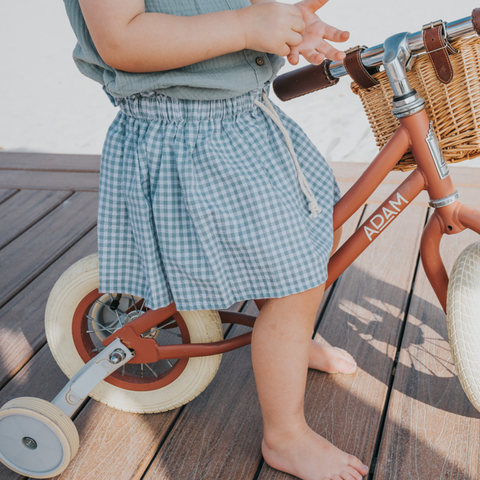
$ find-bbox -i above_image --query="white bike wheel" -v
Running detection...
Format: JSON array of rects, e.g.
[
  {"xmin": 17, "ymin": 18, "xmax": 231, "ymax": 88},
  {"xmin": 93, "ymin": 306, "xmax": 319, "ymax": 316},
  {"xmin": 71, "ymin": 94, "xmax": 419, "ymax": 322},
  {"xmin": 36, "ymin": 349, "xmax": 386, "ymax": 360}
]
[
  {"xmin": 447, "ymin": 241, "xmax": 480, "ymax": 411},
  {"xmin": 0, "ymin": 397, "xmax": 79, "ymax": 478},
  {"xmin": 45, "ymin": 253, "xmax": 223, "ymax": 413}
]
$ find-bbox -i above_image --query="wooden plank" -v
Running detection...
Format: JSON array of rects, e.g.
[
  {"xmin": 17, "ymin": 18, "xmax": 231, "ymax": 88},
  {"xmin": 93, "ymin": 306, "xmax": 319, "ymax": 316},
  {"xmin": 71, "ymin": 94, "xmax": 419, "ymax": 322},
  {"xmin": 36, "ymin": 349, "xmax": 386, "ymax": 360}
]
[
  {"xmin": 373, "ymin": 187, "xmax": 480, "ymax": 479},
  {"xmin": 0, "ymin": 190, "xmax": 72, "ymax": 249},
  {"xmin": 0, "ymin": 189, "xmax": 17, "ymax": 204},
  {"xmin": 0, "ymin": 229, "xmax": 97, "ymax": 389},
  {"xmin": 0, "ymin": 192, "xmax": 98, "ymax": 308},
  {"xmin": 256, "ymin": 203, "xmax": 428, "ymax": 479},
  {"xmin": 0, "ymin": 152, "xmax": 100, "ymax": 172},
  {"xmin": 53, "ymin": 303, "xmax": 245, "ymax": 480},
  {"xmin": 0, "ymin": 170, "xmax": 99, "ymax": 192}
]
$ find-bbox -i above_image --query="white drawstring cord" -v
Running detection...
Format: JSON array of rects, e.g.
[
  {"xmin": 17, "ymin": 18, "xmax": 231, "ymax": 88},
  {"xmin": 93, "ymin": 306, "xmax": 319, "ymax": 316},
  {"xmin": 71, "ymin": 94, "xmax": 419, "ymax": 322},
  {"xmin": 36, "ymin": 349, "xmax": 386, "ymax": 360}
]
[{"xmin": 254, "ymin": 92, "xmax": 322, "ymax": 219}]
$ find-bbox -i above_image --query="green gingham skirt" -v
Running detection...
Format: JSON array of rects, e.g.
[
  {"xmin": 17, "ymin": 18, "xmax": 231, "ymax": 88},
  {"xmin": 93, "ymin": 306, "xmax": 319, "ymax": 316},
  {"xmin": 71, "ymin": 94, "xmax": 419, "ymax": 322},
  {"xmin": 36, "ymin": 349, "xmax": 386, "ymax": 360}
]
[{"xmin": 98, "ymin": 86, "xmax": 341, "ymax": 310}]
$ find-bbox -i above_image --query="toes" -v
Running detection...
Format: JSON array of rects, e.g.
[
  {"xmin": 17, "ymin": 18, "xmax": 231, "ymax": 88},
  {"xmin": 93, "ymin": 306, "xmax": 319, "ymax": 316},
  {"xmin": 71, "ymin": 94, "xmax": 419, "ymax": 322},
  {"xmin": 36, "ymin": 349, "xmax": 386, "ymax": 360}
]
[
  {"xmin": 347, "ymin": 466, "xmax": 363, "ymax": 480},
  {"xmin": 348, "ymin": 455, "xmax": 369, "ymax": 475},
  {"xmin": 338, "ymin": 358, "xmax": 357, "ymax": 373},
  {"xmin": 341, "ymin": 350, "xmax": 355, "ymax": 361},
  {"xmin": 348, "ymin": 467, "xmax": 362, "ymax": 480},
  {"xmin": 337, "ymin": 347, "xmax": 356, "ymax": 362}
]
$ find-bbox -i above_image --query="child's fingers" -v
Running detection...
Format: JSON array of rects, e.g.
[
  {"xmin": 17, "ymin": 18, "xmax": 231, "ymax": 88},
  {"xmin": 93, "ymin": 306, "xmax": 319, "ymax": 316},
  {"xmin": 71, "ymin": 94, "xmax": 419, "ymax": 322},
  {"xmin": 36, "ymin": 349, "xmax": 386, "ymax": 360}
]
[
  {"xmin": 291, "ymin": 15, "xmax": 306, "ymax": 34},
  {"xmin": 303, "ymin": 47, "xmax": 325, "ymax": 65},
  {"xmin": 298, "ymin": 0, "xmax": 330, "ymax": 13},
  {"xmin": 316, "ymin": 39, "xmax": 346, "ymax": 61},
  {"xmin": 287, "ymin": 49, "xmax": 300, "ymax": 65},
  {"xmin": 287, "ymin": 31, "xmax": 304, "ymax": 48},
  {"xmin": 322, "ymin": 22, "xmax": 350, "ymax": 43}
]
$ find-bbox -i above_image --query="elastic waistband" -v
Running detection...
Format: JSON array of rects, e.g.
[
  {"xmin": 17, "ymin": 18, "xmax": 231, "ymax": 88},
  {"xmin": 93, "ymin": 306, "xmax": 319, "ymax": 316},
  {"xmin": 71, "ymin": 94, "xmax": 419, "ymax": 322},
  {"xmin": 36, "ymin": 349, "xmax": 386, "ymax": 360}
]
[{"xmin": 107, "ymin": 86, "xmax": 268, "ymax": 122}]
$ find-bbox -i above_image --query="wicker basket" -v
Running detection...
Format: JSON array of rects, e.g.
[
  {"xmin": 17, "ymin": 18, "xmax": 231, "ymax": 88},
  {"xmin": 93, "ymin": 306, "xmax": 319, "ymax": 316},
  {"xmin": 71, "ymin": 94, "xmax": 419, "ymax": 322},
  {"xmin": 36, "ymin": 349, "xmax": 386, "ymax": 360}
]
[{"xmin": 351, "ymin": 34, "xmax": 480, "ymax": 171}]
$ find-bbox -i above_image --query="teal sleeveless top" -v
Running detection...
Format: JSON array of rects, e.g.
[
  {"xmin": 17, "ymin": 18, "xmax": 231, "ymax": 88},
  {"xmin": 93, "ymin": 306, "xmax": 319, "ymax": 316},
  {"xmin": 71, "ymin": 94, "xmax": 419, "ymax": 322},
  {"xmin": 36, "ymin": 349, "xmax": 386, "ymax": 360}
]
[{"xmin": 63, "ymin": 0, "xmax": 285, "ymax": 100}]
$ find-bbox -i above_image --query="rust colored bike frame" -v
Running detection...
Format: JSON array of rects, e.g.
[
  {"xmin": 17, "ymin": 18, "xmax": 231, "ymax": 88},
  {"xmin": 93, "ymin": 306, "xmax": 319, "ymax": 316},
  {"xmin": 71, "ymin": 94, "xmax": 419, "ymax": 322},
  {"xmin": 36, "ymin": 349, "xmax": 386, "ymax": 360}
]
[
  {"xmin": 101, "ymin": 107, "xmax": 480, "ymax": 363},
  {"xmin": 328, "ymin": 111, "xmax": 480, "ymax": 309}
]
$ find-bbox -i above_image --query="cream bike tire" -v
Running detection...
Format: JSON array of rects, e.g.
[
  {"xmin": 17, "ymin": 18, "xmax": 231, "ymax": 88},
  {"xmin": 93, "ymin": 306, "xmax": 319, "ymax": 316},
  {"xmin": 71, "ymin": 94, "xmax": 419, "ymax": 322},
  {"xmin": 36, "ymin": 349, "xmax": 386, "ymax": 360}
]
[
  {"xmin": 45, "ymin": 253, "xmax": 224, "ymax": 414},
  {"xmin": 447, "ymin": 242, "xmax": 480, "ymax": 411}
]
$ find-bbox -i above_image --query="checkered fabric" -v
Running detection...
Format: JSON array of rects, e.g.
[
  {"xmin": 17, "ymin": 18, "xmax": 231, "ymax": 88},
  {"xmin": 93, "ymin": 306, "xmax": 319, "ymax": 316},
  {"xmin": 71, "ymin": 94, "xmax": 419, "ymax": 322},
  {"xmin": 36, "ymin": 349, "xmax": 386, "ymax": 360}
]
[{"xmin": 98, "ymin": 86, "xmax": 341, "ymax": 311}]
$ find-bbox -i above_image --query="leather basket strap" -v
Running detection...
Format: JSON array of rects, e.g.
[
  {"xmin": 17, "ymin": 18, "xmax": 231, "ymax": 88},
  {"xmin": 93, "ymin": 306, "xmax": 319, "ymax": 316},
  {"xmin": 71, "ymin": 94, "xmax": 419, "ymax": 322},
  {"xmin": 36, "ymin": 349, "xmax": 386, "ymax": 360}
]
[
  {"xmin": 423, "ymin": 23, "xmax": 455, "ymax": 84},
  {"xmin": 473, "ymin": 8, "xmax": 480, "ymax": 36},
  {"xmin": 344, "ymin": 46, "xmax": 379, "ymax": 90}
]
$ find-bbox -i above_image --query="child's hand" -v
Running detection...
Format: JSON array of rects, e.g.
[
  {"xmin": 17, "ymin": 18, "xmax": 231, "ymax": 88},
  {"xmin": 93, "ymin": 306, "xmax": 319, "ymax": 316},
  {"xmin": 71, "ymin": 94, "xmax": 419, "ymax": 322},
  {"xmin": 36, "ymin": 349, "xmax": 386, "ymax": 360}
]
[
  {"xmin": 288, "ymin": 0, "xmax": 349, "ymax": 65},
  {"xmin": 237, "ymin": 3, "xmax": 305, "ymax": 57}
]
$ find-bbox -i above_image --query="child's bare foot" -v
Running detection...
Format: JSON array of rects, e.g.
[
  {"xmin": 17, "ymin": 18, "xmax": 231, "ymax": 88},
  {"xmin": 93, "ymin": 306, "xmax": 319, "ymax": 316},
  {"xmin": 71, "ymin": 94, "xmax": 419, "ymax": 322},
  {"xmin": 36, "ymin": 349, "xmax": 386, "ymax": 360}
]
[
  {"xmin": 262, "ymin": 427, "xmax": 368, "ymax": 480},
  {"xmin": 309, "ymin": 340, "xmax": 357, "ymax": 374}
]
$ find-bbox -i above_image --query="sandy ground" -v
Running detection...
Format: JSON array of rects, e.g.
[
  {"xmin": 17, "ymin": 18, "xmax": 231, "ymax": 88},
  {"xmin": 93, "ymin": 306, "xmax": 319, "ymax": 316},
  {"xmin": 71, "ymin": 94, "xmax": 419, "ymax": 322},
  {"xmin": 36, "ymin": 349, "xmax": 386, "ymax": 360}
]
[{"xmin": 1, "ymin": 0, "xmax": 479, "ymax": 167}]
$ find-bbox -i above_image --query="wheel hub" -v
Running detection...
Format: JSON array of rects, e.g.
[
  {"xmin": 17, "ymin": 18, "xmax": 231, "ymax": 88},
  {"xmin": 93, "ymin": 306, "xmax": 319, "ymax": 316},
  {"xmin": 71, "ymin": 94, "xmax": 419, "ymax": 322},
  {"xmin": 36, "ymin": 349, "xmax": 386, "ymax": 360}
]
[
  {"xmin": 0, "ymin": 413, "xmax": 65, "ymax": 476},
  {"xmin": 72, "ymin": 290, "xmax": 190, "ymax": 391}
]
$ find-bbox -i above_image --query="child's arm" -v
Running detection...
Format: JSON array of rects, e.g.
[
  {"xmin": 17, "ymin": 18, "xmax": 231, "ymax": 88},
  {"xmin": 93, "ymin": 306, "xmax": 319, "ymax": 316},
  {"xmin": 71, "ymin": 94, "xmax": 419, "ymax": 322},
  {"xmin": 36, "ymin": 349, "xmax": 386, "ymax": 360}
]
[{"xmin": 78, "ymin": 0, "xmax": 305, "ymax": 72}]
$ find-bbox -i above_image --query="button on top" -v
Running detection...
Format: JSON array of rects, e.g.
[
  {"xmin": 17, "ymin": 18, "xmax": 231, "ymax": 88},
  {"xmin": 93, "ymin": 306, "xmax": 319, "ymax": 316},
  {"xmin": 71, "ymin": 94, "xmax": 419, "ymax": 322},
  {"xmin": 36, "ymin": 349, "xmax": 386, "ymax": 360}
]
[{"xmin": 256, "ymin": 57, "xmax": 265, "ymax": 66}]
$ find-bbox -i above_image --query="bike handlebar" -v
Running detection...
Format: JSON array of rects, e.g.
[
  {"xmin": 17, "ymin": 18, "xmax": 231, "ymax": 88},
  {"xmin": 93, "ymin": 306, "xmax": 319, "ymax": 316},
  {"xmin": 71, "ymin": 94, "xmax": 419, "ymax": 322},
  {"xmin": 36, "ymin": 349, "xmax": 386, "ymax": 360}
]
[{"xmin": 273, "ymin": 8, "xmax": 480, "ymax": 101}]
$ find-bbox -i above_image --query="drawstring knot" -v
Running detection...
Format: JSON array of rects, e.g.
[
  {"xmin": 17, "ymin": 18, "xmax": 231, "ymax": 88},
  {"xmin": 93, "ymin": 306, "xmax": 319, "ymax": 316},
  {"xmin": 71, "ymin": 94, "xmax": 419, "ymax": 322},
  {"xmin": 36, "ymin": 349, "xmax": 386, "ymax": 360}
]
[
  {"xmin": 308, "ymin": 199, "xmax": 321, "ymax": 219},
  {"xmin": 254, "ymin": 92, "xmax": 322, "ymax": 219}
]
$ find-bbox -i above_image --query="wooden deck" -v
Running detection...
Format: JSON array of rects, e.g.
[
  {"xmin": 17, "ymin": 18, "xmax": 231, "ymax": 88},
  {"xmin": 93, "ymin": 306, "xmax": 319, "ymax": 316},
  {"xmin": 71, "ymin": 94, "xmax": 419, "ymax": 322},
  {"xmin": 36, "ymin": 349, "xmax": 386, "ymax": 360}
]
[{"xmin": 1, "ymin": 151, "xmax": 480, "ymax": 480}]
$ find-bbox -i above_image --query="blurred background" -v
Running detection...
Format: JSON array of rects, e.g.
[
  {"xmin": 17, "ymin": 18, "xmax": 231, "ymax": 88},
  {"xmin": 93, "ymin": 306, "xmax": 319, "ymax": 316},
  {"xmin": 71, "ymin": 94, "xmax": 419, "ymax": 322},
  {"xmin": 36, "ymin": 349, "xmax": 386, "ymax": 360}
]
[{"xmin": 1, "ymin": 0, "xmax": 479, "ymax": 165}]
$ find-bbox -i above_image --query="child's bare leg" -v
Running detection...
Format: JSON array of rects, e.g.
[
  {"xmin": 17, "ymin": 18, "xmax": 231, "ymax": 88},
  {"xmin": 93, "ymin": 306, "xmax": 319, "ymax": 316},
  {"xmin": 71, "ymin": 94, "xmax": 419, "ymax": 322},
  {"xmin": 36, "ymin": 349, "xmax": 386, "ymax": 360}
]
[
  {"xmin": 254, "ymin": 303, "xmax": 357, "ymax": 375},
  {"xmin": 255, "ymin": 224, "xmax": 356, "ymax": 377},
  {"xmin": 252, "ymin": 286, "xmax": 368, "ymax": 480},
  {"xmin": 307, "ymin": 224, "xmax": 357, "ymax": 374}
]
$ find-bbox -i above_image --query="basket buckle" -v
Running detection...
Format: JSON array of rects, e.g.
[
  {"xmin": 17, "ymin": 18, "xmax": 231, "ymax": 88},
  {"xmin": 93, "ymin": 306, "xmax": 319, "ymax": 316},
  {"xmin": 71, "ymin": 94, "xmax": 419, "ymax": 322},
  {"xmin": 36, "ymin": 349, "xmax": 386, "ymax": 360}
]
[
  {"xmin": 344, "ymin": 45, "xmax": 369, "ymax": 55},
  {"xmin": 422, "ymin": 20, "xmax": 458, "ymax": 55}
]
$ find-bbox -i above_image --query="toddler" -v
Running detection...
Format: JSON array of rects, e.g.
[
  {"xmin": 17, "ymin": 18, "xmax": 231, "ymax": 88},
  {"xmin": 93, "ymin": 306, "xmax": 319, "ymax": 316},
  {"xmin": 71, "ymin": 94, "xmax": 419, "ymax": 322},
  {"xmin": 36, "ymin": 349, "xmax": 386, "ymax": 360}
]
[{"xmin": 64, "ymin": 0, "xmax": 369, "ymax": 478}]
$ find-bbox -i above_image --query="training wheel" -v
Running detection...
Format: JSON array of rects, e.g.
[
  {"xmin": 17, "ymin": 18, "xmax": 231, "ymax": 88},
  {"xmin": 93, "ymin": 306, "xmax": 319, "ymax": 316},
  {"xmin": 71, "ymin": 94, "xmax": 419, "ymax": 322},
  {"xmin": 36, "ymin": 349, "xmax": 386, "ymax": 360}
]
[
  {"xmin": 447, "ymin": 241, "xmax": 480, "ymax": 411},
  {"xmin": 0, "ymin": 397, "xmax": 79, "ymax": 478}
]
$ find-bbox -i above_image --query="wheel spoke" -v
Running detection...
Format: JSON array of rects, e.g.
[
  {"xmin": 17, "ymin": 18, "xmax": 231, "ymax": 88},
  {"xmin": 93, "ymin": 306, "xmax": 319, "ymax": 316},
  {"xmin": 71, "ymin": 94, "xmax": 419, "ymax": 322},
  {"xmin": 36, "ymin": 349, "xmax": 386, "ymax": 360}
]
[
  {"xmin": 148, "ymin": 320, "xmax": 177, "ymax": 333},
  {"xmin": 87, "ymin": 313, "xmax": 118, "ymax": 333},
  {"xmin": 94, "ymin": 298, "xmax": 124, "ymax": 327},
  {"xmin": 144, "ymin": 363, "xmax": 159, "ymax": 377},
  {"xmin": 86, "ymin": 317, "xmax": 115, "ymax": 334},
  {"xmin": 130, "ymin": 295, "xmax": 141, "ymax": 314}
]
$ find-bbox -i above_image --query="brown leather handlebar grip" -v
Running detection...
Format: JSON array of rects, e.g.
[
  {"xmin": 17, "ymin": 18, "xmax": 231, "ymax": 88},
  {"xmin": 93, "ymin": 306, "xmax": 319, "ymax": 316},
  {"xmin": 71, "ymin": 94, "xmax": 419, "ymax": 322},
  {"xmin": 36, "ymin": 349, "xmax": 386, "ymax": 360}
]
[
  {"xmin": 473, "ymin": 7, "xmax": 480, "ymax": 35},
  {"xmin": 273, "ymin": 59, "xmax": 339, "ymax": 101}
]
